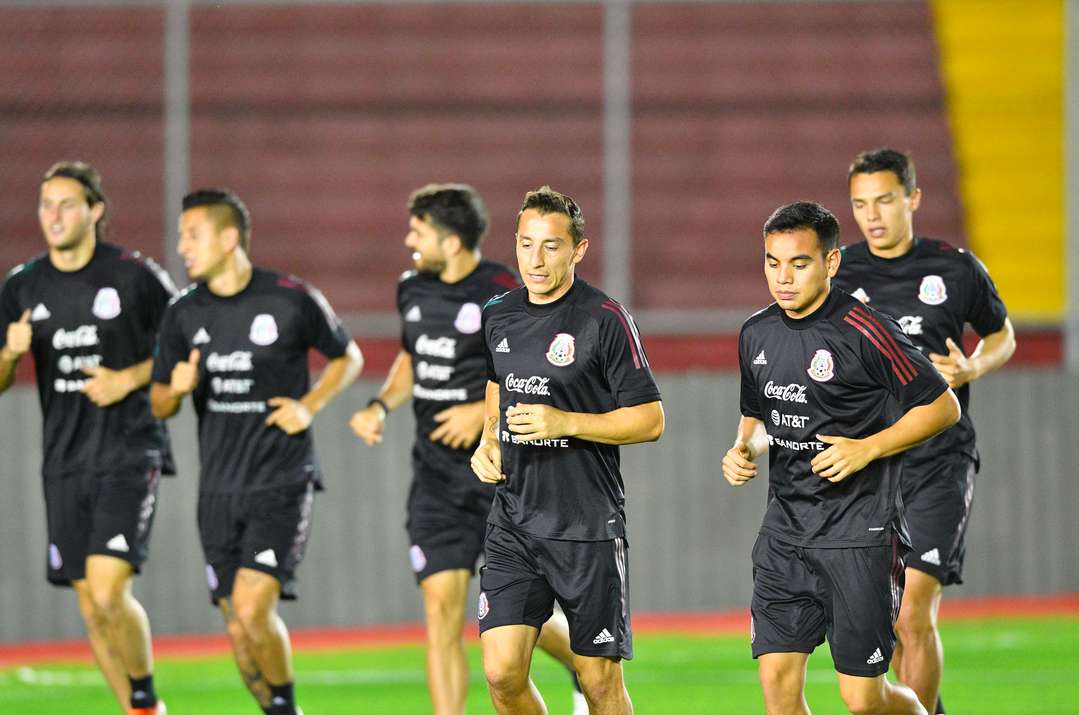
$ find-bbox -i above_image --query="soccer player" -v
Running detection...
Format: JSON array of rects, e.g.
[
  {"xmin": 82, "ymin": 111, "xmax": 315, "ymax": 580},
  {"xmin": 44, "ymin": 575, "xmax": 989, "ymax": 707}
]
[
  {"xmin": 834, "ymin": 148, "xmax": 1016, "ymax": 714},
  {"xmin": 722, "ymin": 201, "xmax": 960, "ymax": 715},
  {"xmin": 348, "ymin": 183, "xmax": 585, "ymax": 715},
  {"xmin": 150, "ymin": 189, "xmax": 363, "ymax": 715},
  {"xmin": 0, "ymin": 162, "xmax": 175, "ymax": 715},
  {"xmin": 471, "ymin": 186, "xmax": 664, "ymax": 715}
]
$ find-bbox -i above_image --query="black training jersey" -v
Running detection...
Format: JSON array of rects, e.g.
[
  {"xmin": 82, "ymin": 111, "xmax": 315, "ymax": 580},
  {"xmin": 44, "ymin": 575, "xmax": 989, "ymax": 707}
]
[
  {"xmin": 738, "ymin": 289, "xmax": 949, "ymax": 548},
  {"xmin": 152, "ymin": 268, "xmax": 352, "ymax": 494},
  {"xmin": 0, "ymin": 242, "xmax": 176, "ymax": 478},
  {"xmin": 398, "ymin": 260, "xmax": 519, "ymax": 487},
  {"xmin": 833, "ymin": 238, "xmax": 1007, "ymax": 467},
  {"xmin": 482, "ymin": 279, "xmax": 661, "ymax": 541}
]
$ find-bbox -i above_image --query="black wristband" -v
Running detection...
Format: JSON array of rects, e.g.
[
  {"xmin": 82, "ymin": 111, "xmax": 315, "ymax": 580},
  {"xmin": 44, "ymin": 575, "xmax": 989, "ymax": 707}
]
[{"xmin": 367, "ymin": 397, "xmax": 389, "ymax": 416}]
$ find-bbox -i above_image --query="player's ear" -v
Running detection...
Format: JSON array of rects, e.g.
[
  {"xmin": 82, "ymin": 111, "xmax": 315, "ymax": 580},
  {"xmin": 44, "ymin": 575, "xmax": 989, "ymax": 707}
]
[
  {"xmin": 89, "ymin": 200, "xmax": 106, "ymax": 225},
  {"xmin": 442, "ymin": 234, "xmax": 463, "ymax": 257},
  {"xmin": 908, "ymin": 187, "xmax": 922, "ymax": 213},
  {"xmin": 222, "ymin": 225, "xmax": 241, "ymax": 253},
  {"xmin": 825, "ymin": 247, "xmax": 841, "ymax": 278},
  {"xmin": 571, "ymin": 238, "xmax": 589, "ymax": 264}
]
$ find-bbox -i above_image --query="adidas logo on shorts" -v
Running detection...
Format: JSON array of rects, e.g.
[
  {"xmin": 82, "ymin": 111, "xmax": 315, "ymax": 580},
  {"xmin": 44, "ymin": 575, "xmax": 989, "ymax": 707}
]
[
  {"xmin": 592, "ymin": 628, "xmax": 615, "ymax": 645},
  {"xmin": 920, "ymin": 548, "xmax": 941, "ymax": 566},
  {"xmin": 866, "ymin": 648, "xmax": 884, "ymax": 665}
]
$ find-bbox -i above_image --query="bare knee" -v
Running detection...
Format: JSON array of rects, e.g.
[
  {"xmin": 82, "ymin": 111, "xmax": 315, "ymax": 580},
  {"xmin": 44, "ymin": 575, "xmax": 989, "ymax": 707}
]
[
  {"xmin": 576, "ymin": 658, "xmax": 623, "ymax": 703},
  {"xmin": 87, "ymin": 582, "xmax": 127, "ymax": 623},
  {"xmin": 484, "ymin": 655, "xmax": 530, "ymax": 696},
  {"xmin": 895, "ymin": 606, "xmax": 936, "ymax": 644},
  {"xmin": 231, "ymin": 596, "xmax": 271, "ymax": 640},
  {"xmin": 839, "ymin": 678, "xmax": 887, "ymax": 715}
]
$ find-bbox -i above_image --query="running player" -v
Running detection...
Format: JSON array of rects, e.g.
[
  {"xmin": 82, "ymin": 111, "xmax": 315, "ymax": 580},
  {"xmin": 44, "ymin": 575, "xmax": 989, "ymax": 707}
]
[
  {"xmin": 348, "ymin": 183, "xmax": 585, "ymax": 715},
  {"xmin": 150, "ymin": 189, "xmax": 363, "ymax": 715},
  {"xmin": 471, "ymin": 186, "xmax": 664, "ymax": 715},
  {"xmin": 834, "ymin": 148, "xmax": 1015, "ymax": 713},
  {"xmin": 0, "ymin": 161, "xmax": 174, "ymax": 715},
  {"xmin": 722, "ymin": 201, "xmax": 960, "ymax": 715}
]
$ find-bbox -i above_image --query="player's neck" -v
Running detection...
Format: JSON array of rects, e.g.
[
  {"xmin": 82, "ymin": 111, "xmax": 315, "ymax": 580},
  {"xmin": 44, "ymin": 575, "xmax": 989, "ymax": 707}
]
[
  {"xmin": 207, "ymin": 252, "xmax": 253, "ymax": 297},
  {"xmin": 48, "ymin": 234, "xmax": 96, "ymax": 273},
  {"xmin": 866, "ymin": 231, "xmax": 915, "ymax": 260},
  {"xmin": 782, "ymin": 285, "xmax": 830, "ymax": 321},
  {"xmin": 439, "ymin": 250, "xmax": 480, "ymax": 284}
]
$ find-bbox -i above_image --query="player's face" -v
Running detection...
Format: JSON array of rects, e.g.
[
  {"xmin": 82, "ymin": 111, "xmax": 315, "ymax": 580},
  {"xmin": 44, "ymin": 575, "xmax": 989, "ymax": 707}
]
[
  {"xmin": 178, "ymin": 207, "xmax": 234, "ymax": 281},
  {"xmin": 764, "ymin": 229, "xmax": 840, "ymax": 318},
  {"xmin": 405, "ymin": 215, "xmax": 447, "ymax": 274},
  {"xmin": 849, "ymin": 170, "xmax": 921, "ymax": 256},
  {"xmin": 515, "ymin": 209, "xmax": 588, "ymax": 304},
  {"xmin": 38, "ymin": 177, "xmax": 101, "ymax": 251}
]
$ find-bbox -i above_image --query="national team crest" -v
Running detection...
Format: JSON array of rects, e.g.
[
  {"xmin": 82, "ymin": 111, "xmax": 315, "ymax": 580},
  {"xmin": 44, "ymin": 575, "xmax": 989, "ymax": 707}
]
[
  {"xmin": 454, "ymin": 302, "xmax": 482, "ymax": 334},
  {"xmin": 807, "ymin": 349, "xmax": 835, "ymax": 382},
  {"xmin": 409, "ymin": 545, "xmax": 427, "ymax": 573},
  {"xmin": 249, "ymin": 314, "xmax": 279, "ymax": 346},
  {"xmin": 205, "ymin": 564, "xmax": 219, "ymax": 591},
  {"xmin": 478, "ymin": 591, "xmax": 490, "ymax": 620},
  {"xmin": 92, "ymin": 287, "xmax": 122, "ymax": 320},
  {"xmin": 546, "ymin": 333, "xmax": 576, "ymax": 367},
  {"xmin": 918, "ymin": 275, "xmax": 947, "ymax": 305},
  {"xmin": 48, "ymin": 543, "xmax": 63, "ymax": 570}
]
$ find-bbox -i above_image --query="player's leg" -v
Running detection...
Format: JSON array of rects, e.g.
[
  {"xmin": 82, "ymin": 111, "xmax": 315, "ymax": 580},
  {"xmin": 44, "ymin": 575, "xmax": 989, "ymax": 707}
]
[
  {"xmin": 893, "ymin": 570, "xmax": 943, "ymax": 712},
  {"xmin": 481, "ymin": 625, "xmax": 545, "ymax": 715},
  {"xmin": 757, "ymin": 652, "xmax": 811, "ymax": 715},
  {"xmin": 836, "ymin": 673, "xmax": 927, "ymax": 715},
  {"xmin": 73, "ymin": 577, "xmax": 132, "ymax": 710},
  {"xmin": 218, "ymin": 595, "xmax": 272, "ymax": 708},
  {"xmin": 419, "ymin": 567, "xmax": 472, "ymax": 715},
  {"xmin": 573, "ymin": 654, "xmax": 631, "ymax": 715},
  {"xmin": 535, "ymin": 608, "xmax": 588, "ymax": 714},
  {"xmin": 230, "ymin": 567, "xmax": 296, "ymax": 708}
]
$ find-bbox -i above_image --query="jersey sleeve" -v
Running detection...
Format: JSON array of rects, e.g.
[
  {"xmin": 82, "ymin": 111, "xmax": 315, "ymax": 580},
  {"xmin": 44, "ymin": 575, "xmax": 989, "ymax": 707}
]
[
  {"xmin": 482, "ymin": 305, "xmax": 497, "ymax": 383},
  {"xmin": 597, "ymin": 302, "xmax": 661, "ymax": 408},
  {"xmin": 843, "ymin": 305, "xmax": 948, "ymax": 411},
  {"xmin": 964, "ymin": 252, "xmax": 1008, "ymax": 337},
  {"xmin": 298, "ymin": 282, "xmax": 352, "ymax": 359},
  {"xmin": 136, "ymin": 256, "xmax": 178, "ymax": 337},
  {"xmin": 0, "ymin": 272, "xmax": 22, "ymax": 338},
  {"xmin": 737, "ymin": 326, "xmax": 763, "ymax": 420},
  {"xmin": 151, "ymin": 302, "xmax": 187, "ymax": 385},
  {"xmin": 396, "ymin": 278, "xmax": 408, "ymax": 350}
]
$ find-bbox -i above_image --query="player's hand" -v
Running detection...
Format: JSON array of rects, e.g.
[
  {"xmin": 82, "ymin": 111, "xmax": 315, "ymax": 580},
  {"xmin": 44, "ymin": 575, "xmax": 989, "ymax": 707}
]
[
  {"xmin": 1, "ymin": 309, "xmax": 32, "ymax": 361},
  {"xmin": 266, "ymin": 397, "xmax": 313, "ymax": 435},
  {"xmin": 470, "ymin": 439, "xmax": 505, "ymax": 484},
  {"xmin": 505, "ymin": 403, "xmax": 571, "ymax": 442},
  {"xmin": 429, "ymin": 401, "xmax": 485, "ymax": 449},
  {"xmin": 349, "ymin": 404, "xmax": 385, "ymax": 446},
  {"xmin": 928, "ymin": 337, "xmax": 974, "ymax": 389},
  {"xmin": 170, "ymin": 349, "xmax": 200, "ymax": 396},
  {"xmin": 721, "ymin": 440, "xmax": 757, "ymax": 486},
  {"xmin": 80, "ymin": 365, "xmax": 135, "ymax": 406},
  {"xmin": 810, "ymin": 434, "xmax": 881, "ymax": 483}
]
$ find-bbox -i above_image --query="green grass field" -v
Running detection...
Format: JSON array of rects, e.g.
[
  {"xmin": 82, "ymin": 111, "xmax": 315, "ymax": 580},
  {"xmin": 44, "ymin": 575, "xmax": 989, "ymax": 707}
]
[{"xmin": 2, "ymin": 618, "xmax": 1076, "ymax": 714}]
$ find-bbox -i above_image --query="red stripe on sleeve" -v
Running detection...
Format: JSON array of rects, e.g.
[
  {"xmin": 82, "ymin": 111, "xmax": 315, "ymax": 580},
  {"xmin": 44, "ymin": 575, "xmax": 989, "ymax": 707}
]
[
  {"xmin": 601, "ymin": 302, "xmax": 641, "ymax": 369},
  {"xmin": 843, "ymin": 316, "xmax": 911, "ymax": 385},
  {"xmin": 850, "ymin": 306, "xmax": 918, "ymax": 378}
]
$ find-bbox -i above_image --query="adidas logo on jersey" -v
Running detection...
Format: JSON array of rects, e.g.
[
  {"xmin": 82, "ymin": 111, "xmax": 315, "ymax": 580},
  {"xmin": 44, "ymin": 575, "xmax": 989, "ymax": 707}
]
[
  {"xmin": 851, "ymin": 287, "xmax": 871, "ymax": 304},
  {"xmin": 405, "ymin": 305, "xmax": 422, "ymax": 322},
  {"xmin": 753, "ymin": 350, "xmax": 767, "ymax": 365},
  {"xmin": 920, "ymin": 548, "xmax": 941, "ymax": 566},
  {"xmin": 31, "ymin": 303, "xmax": 51, "ymax": 321},
  {"xmin": 495, "ymin": 338, "xmax": 510, "ymax": 353},
  {"xmin": 254, "ymin": 549, "xmax": 278, "ymax": 568},
  {"xmin": 106, "ymin": 534, "xmax": 130, "ymax": 553},
  {"xmin": 866, "ymin": 648, "xmax": 884, "ymax": 665},
  {"xmin": 592, "ymin": 628, "xmax": 615, "ymax": 645},
  {"xmin": 192, "ymin": 327, "xmax": 211, "ymax": 345}
]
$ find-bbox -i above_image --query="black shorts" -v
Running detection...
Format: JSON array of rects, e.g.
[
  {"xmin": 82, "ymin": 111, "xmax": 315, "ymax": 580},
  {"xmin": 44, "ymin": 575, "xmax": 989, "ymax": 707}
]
[
  {"xmin": 406, "ymin": 464, "xmax": 492, "ymax": 584},
  {"xmin": 750, "ymin": 531, "xmax": 905, "ymax": 677},
  {"xmin": 198, "ymin": 481, "xmax": 315, "ymax": 605},
  {"xmin": 902, "ymin": 454, "xmax": 977, "ymax": 586},
  {"xmin": 478, "ymin": 524, "xmax": 632, "ymax": 660},
  {"xmin": 43, "ymin": 464, "xmax": 162, "ymax": 586}
]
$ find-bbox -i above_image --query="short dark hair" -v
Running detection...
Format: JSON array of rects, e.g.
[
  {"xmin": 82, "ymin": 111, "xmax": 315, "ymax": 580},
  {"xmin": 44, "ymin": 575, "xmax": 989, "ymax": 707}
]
[
  {"xmin": 848, "ymin": 148, "xmax": 917, "ymax": 195},
  {"xmin": 407, "ymin": 183, "xmax": 488, "ymax": 251},
  {"xmin": 182, "ymin": 188, "xmax": 252, "ymax": 254},
  {"xmin": 518, "ymin": 186, "xmax": 586, "ymax": 246},
  {"xmin": 763, "ymin": 201, "xmax": 840, "ymax": 256},
  {"xmin": 43, "ymin": 161, "xmax": 109, "ymax": 240}
]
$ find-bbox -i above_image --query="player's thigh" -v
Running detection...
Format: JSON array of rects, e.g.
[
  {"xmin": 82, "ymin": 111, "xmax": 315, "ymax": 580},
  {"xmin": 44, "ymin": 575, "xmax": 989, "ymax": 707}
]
[
  {"xmin": 480, "ymin": 623, "xmax": 542, "ymax": 684},
  {"xmin": 88, "ymin": 464, "xmax": 163, "ymax": 570},
  {"xmin": 407, "ymin": 486, "xmax": 487, "ymax": 585},
  {"xmin": 43, "ymin": 472, "xmax": 94, "ymax": 585},
  {"xmin": 240, "ymin": 481, "xmax": 316, "ymax": 601},
  {"xmin": 198, "ymin": 491, "xmax": 244, "ymax": 606},
  {"xmin": 758, "ymin": 651, "xmax": 810, "ymax": 698},
  {"xmin": 479, "ymin": 525, "xmax": 556, "ymax": 633},
  {"xmin": 903, "ymin": 455, "xmax": 976, "ymax": 586},
  {"xmin": 750, "ymin": 533, "xmax": 827, "ymax": 659},
  {"xmin": 811, "ymin": 538, "xmax": 904, "ymax": 677},
  {"xmin": 420, "ymin": 568, "xmax": 472, "ymax": 628},
  {"xmin": 542, "ymin": 536, "xmax": 633, "ymax": 660}
]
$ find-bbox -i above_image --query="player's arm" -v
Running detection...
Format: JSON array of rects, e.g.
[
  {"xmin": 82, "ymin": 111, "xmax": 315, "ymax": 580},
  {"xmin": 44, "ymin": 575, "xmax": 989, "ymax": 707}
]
[
  {"xmin": 0, "ymin": 309, "xmax": 31, "ymax": 395},
  {"xmin": 150, "ymin": 349, "xmax": 201, "ymax": 419},
  {"xmin": 505, "ymin": 399, "xmax": 664, "ymax": 446},
  {"xmin": 811, "ymin": 388, "xmax": 960, "ymax": 483},
  {"xmin": 349, "ymin": 349, "xmax": 413, "ymax": 446},
  {"xmin": 470, "ymin": 380, "xmax": 505, "ymax": 483},
  {"xmin": 80, "ymin": 358, "xmax": 154, "ymax": 407},
  {"xmin": 928, "ymin": 318, "xmax": 1016, "ymax": 389},
  {"xmin": 722, "ymin": 416, "xmax": 768, "ymax": 487},
  {"xmin": 267, "ymin": 341, "xmax": 364, "ymax": 435}
]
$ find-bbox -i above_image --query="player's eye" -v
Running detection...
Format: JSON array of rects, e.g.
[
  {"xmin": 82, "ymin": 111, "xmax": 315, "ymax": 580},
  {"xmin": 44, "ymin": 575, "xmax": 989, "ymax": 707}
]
[{"xmin": 794, "ymin": 263, "xmax": 809, "ymax": 270}]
